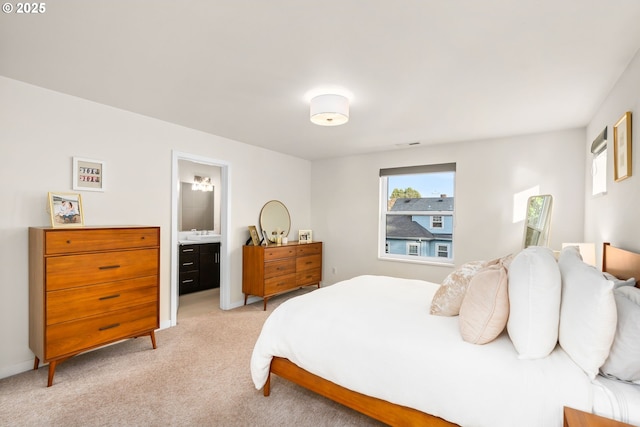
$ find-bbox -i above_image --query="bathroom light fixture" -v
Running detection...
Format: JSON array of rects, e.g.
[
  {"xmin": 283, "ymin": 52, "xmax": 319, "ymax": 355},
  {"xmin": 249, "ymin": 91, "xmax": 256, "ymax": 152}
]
[
  {"xmin": 310, "ymin": 94, "xmax": 349, "ymax": 126},
  {"xmin": 192, "ymin": 176, "xmax": 213, "ymax": 192}
]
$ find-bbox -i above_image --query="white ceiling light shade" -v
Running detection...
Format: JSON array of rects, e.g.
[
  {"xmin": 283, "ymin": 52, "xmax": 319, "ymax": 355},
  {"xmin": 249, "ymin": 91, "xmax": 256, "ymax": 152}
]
[{"xmin": 310, "ymin": 94, "xmax": 349, "ymax": 126}]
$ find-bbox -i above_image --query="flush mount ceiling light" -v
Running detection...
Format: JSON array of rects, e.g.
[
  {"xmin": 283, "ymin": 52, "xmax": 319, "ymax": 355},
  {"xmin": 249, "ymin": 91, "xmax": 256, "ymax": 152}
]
[{"xmin": 310, "ymin": 94, "xmax": 349, "ymax": 126}]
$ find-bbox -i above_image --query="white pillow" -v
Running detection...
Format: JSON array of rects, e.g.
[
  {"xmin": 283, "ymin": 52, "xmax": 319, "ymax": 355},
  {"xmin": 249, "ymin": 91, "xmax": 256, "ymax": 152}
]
[
  {"xmin": 603, "ymin": 272, "xmax": 637, "ymax": 289},
  {"xmin": 600, "ymin": 286, "xmax": 640, "ymax": 383},
  {"xmin": 558, "ymin": 246, "xmax": 617, "ymax": 379},
  {"xmin": 507, "ymin": 246, "xmax": 561, "ymax": 359}
]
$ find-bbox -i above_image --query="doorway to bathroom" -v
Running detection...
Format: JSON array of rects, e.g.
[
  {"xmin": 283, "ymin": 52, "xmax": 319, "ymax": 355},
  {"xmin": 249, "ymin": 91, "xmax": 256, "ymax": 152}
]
[{"xmin": 170, "ymin": 151, "xmax": 230, "ymax": 326}]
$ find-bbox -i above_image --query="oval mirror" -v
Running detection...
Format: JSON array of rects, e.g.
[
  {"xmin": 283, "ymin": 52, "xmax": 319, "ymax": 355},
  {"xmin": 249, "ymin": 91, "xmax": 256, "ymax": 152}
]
[
  {"xmin": 523, "ymin": 194, "xmax": 553, "ymax": 248},
  {"xmin": 259, "ymin": 200, "xmax": 291, "ymax": 242}
]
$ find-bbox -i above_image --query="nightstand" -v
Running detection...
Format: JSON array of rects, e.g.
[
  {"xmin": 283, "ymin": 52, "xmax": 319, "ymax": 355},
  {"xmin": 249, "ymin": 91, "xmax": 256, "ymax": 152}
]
[{"xmin": 564, "ymin": 407, "xmax": 636, "ymax": 427}]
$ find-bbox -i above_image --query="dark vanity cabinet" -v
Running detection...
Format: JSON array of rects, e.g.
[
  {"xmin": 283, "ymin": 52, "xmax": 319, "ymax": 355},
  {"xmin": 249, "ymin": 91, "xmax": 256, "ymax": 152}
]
[{"xmin": 179, "ymin": 243, "xmax": 220, "ymax": 295}]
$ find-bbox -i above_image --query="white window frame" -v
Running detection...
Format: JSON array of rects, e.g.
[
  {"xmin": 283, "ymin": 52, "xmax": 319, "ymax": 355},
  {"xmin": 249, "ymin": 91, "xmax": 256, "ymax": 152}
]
[
  {"xmin": 407, "ymin": 242, "xmax": 420, "ymax": 256},
  {"xmin": 436, "ymin": 243, "xmax": 450, "ymax": 258},
  {"xmin": 379, "ymin": 163, "xmax": 455, "ymax": 265},
  {"xmin": 431, "ymin": 215, "xmax": 443, "ymax": 229}
]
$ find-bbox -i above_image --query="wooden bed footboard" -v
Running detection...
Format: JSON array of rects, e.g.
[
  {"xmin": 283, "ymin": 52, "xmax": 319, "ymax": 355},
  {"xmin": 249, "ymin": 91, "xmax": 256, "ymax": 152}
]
[{"xmin": 266, "ymin": 356, "xmax": 458, "ymax": 427}]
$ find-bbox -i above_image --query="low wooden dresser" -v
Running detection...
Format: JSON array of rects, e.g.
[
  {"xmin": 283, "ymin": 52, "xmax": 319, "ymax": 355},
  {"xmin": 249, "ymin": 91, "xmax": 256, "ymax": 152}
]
[
  {"xmin": 243, "ymin": 241, "xmax": 322, "ymax": 310},
  {"xmin": 29, "ymin": 226, "xmax": 160, "ymax": 387}
]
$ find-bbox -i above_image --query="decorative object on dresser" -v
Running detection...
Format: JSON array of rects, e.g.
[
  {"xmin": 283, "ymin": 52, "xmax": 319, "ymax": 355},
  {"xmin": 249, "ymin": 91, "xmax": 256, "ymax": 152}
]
[
  {"xmin": 298, "ymin": 229, "xmax": 312, "ymax": 243},
  {"xmin": 47, "ymin": 192, "xmax": 84, "ymax": 227},
  {"xmin": 243, "ymin": 241, "xmax": 322, "ymax": 310},
  {"xmin": 29, "ymin": 226, "xmax": 160, "ymax": 387},
  {"xmin": 178, "ymin": 242, "xmax": 221, "ymax": 295},
  {"xmin": 247, "ymin": 225, "xmax": 260, "ymax": 246}
]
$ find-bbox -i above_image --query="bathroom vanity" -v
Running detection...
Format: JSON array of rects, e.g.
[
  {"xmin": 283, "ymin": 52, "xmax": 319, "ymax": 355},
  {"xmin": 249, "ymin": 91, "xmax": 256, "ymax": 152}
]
[{"xmin": 178, "ymin": 239, "xmax": 220, "ymax": 295}]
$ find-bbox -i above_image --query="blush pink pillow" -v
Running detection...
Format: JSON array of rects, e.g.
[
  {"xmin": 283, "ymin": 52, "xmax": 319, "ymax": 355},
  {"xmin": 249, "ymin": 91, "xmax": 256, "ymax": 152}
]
[{"xmin": 459, "ymin": 264, "xmax": 510, "ymax": 345}]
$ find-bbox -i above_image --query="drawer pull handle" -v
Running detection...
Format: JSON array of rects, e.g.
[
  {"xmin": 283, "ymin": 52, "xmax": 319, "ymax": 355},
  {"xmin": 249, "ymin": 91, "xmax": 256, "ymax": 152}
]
[
  {"xmin": 66, "ymin": 240, "xmax": 71, "ymax": 244},
  {"xmin": 99, "ymin": 294, "xmax": 121, "ymax": 301},
  {"xmin": 99, "ymin": 265, "xmax": 121, "ymax": 270},
  {"xmin": 99, "ymin": 323, "xmax": 120, "ymax": 331},
  {"xmin": 182, "ymin": 279, "xmax": 194, "ymax": 284},
  {"xmin": 183, "ymin": 248, "xmax": 194, "ymax": 253},
  {"xmin": 183, "ymin": 262, "xmax": 194, "ymax": 266}
]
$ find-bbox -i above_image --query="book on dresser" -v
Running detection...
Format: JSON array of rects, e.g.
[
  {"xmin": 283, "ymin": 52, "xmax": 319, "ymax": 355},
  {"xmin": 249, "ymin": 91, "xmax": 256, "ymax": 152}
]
[
  {"xmin": 28, "ymin": 226, "xmax": 160, "ymax": 387},
  {"xmin": 242, "ymin": 241, "xmax": 322, "ymax": 310}
]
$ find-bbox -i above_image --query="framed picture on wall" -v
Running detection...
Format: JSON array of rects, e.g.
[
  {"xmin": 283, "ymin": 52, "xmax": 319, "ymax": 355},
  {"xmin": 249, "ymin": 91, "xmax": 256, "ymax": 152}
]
[
  {"xmin": 298, "ymin": 229, "xmax": 312, "ymax": 243},
  {"xmin": 48, "ymin": 192, "xmax": 84, "ymax": 227},
  {"xmin": 613, "ymin": 111, "xmax": 632, "ymax": 182},
  {"xmin": 73, "ymin": 157, "xmax": 105, "ymax": 192}
]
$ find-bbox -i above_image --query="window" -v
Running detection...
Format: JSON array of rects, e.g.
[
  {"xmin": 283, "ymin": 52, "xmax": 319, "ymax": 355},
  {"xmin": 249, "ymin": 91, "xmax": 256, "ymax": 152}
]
[
  {"xmin": 407, "ymin": 242, "xmax": 420, "ymax": 256},
  {"xmin": 379, "ymin": 163, "xmax": 455, "ymax": 264},
  {"xmin": 436, "ymin": 243, "xmax": 450, "ymax": 258},
  {"xmin": 431, "ymin": 215, "xmax": 443, "ymax": 229},
  {"xmin": 591, "ymin": 127, "xmax": 607, "ymax": 196}
]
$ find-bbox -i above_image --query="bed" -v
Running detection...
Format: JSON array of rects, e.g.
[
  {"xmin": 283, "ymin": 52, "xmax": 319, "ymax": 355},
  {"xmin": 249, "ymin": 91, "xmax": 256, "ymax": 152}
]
[{"xmin": 251, "ymin": 243, "xmax": 640, "ymax": 426}]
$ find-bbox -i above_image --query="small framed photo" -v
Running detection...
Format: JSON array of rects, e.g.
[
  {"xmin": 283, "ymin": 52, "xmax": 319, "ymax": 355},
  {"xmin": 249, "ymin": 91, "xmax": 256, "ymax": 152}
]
[
  {"xmin": 73, "ymin": 157, "xmax": 105, "ymax": 192},
  {"xmin": 48, "ymin": 192, "xmax": 84, "ymax": 227},
  {"xmin": 298, "ymin": 229, "xmax": 312, "ymax": 243},
  {"xmin": 248, "ymin": 225, "xmax": 260, "ymax": 246},
  {"xmin": 613, "ymin": 112, "xmax": 632, "ymax": 182}
]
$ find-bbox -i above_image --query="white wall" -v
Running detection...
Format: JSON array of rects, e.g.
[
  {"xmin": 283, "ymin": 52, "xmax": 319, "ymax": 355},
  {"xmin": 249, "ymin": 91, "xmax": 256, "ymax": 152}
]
[
  {"xmin": 0, "ymin": 76, "xmax": 311, "ymax": 379},
  {"xmin": 311, "ymin": 129, "xmax": 586, "ymax": 286},
  {"xmin": 585, "ymin": 48, "xmax": 640, "ymax": 259}
]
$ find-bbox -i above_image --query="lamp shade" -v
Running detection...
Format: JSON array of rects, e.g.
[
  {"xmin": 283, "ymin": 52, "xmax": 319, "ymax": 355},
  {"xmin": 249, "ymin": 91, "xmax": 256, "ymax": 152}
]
[{"xmin": 310, "ymin": 94, "xmax": 349, "ymax": 126}]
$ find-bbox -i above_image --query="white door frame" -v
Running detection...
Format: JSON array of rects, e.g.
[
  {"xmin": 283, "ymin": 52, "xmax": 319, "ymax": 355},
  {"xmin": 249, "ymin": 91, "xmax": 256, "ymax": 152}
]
[{"xmin": 170, "ymin": 150, "xmax": 231, "ymax": 326}]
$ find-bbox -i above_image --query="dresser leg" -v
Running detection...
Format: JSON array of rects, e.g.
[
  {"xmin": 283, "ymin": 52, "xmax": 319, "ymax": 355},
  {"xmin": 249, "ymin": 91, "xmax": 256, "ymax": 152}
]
[
  {"xmin": 149, "ymin": 331, "xmax": 157, "ymax": 349},
  {"xmin": 263, "ymin": 298, "xmax": 268, "ymax": 311},
  {"xmin": 244, "ymin": 294, "xmax": 248, "ymax": 305},
  {"xmin": 47, "ymin": 360, "xmax": 57, "ymax": 387},
  {"xmin": 33, "ymin": 357, "xmax": 39, "ymax": 370}
]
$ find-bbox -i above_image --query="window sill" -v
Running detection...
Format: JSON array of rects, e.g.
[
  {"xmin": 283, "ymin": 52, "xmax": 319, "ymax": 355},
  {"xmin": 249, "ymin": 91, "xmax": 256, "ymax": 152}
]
[{"xmin": 378, "ymin": 254, "xmax": 454, "ymax": 267}]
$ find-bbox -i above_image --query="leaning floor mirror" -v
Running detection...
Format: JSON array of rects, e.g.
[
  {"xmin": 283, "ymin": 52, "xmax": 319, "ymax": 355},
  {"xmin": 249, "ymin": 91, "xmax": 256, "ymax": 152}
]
[{"xmin": 523, "ymin": 194, "xmax": 553, "ymax": 248}]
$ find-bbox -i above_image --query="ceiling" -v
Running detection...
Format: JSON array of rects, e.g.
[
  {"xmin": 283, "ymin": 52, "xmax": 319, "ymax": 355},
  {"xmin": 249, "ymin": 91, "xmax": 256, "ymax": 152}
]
[{"xmin": 2, "ymin": 1, "xmax": 640, "ymax": 160}]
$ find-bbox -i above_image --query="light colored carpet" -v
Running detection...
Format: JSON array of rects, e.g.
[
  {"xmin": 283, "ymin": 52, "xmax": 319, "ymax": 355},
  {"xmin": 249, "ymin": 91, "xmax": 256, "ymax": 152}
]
[{"xmin": 0, "ymin": 288, "xmax": 383, "ymax": 426}]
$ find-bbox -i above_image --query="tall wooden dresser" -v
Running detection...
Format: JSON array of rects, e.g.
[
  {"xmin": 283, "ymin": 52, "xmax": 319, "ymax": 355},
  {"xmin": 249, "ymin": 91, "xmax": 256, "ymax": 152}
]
[
  {"xmin": 242, "ymin": 241, "xmax": 322, "ymax": 310},
  {"xmin": 29, "ymin": 226, "xmax": 160, "ymax": 386}
]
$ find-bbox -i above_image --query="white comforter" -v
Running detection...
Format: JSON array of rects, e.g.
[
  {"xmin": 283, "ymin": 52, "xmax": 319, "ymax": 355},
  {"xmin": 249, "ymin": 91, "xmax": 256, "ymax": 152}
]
[{"xmin": 251, "ymin": 275, "xmax": 593, "ymax": 427}]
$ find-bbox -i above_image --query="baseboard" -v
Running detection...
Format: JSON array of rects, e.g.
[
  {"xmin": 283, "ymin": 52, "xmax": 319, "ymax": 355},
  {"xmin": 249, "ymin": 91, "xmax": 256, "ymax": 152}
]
[{"xmin": 0, "ymin": 359, "xmax": 35, "ymax": 380}]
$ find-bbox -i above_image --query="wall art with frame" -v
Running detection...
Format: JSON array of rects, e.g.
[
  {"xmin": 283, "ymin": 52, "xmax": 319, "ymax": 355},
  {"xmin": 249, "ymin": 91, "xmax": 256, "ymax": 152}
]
[
  {"xmin": 73, "ymin": 157, "xmax": 105, "ymax": 191},
  {"xmin": 613, "ymin": 111, "xmax": 632, "ymax": 182},
  {"xmin": 48, "ymin": 192, "xmax": 84, "ymax": 227}
]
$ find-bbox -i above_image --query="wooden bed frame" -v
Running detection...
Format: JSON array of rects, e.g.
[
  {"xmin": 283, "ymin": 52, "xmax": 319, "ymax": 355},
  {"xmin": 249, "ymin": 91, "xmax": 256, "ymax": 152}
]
[{"xmin": 262, "ymin": 243, "xmax": 640, "ymax": 426}]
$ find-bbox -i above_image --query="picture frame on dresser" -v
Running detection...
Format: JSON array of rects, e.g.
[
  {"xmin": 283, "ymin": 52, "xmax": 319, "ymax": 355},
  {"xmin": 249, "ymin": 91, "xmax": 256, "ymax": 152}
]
[
  {"xmin": 72, "ymin": 157, "xmax": 105, "ymax": 192},
  {"xmin": 298, "ymin": 229, "xmax": 312, "ymax": 243},
  {"xmin": 613, "ymin": 111, "xmax": 632, "ymax": 182},
  {"xmin": 48, "ymin": 192, "xmax": 84, "ymax": 227},
  {"xmin": 248, "ymin": 225, "xmax": 260, "ymax": 246}
]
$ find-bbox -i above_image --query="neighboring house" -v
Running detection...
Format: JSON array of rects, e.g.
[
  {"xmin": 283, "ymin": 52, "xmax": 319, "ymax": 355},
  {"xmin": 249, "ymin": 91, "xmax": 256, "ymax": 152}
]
[{"xmin": 386, "ymin": 196, "xmax": 454, "ymax": 258}]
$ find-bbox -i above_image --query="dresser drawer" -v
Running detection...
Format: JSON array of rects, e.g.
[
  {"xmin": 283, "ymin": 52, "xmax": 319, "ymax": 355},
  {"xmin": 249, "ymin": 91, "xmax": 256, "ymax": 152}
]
[
  {"xmin": 297, "ymin": 243, "xmax": 322, "ymax": 257},
  {"xmin": 296, "ymin": 254, "xmax": 321, "ymax": 271},
  {"xmin": 297, "ymin": 268, "xmax": 321, "ymax": 286},
  {"xmin": 45, "ymin": 228, "xmax": 159, "ymax": 255},
  {"xmin": 46, "ymin": 302, "xmax": 158, "ymax": 359},
  {"xmin": 46, "ymin": 248, "xmax": 159, "ymax": 291},
  {"xmin": 264, "ymin": 246, "xmax": 296, "ymax": 261},
  {"xmin": 264, "ymin": 258, "xmax": 295, "ymax": 279},
  {"xmin": 46, "ymin": 276, "xmax": 158, "ymax": 325},
  {"xmin": 264, "ymin": 273, "xmax": 297, "ymax": 294}
]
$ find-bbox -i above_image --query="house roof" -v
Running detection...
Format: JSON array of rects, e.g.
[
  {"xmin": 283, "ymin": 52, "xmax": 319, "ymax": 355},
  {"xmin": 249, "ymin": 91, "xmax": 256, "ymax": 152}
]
[
  {"xmin": 390, "ymin": 197, "xmax": 454, "ymax": 212},
  {"xmin": 2, "ymin": 1, "xmax": 640, "ymax": 160},
  {"xmin": 386, "ymin": 216, "xmax": 434, "ymax": 240}
]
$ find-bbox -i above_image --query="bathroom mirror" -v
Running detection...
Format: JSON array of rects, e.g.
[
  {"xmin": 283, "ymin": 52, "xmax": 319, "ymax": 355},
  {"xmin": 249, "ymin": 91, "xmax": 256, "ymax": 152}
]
[
  {"xmin": 259, "ymin": 200, "xmax": 290, "ymax": 242},
  {"xmin": 523, "ymin": 194, "xmax": 553, "ymax": 248},
  {"xmin": 180, "ymin": 182, "xmax": 214, "ymax": 231}
]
